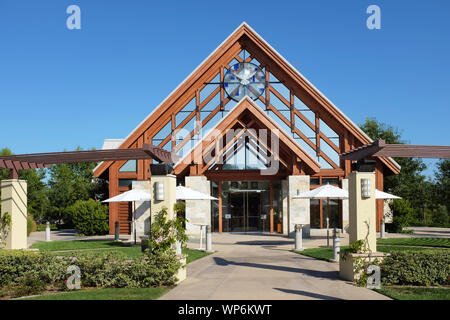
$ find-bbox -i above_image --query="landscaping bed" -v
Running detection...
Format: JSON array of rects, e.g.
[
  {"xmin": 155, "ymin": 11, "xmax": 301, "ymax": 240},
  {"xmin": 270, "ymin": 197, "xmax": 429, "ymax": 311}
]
[{"xmin": 294, "ymin": 238, "xmax": 450, "ymax": 300}]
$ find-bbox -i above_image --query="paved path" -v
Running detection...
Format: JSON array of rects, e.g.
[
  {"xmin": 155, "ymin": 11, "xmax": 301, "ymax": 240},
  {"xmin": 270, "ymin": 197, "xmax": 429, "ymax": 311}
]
[{"xmin": 160, "ymin": 234, "xmax": 389, "ymax": 300}]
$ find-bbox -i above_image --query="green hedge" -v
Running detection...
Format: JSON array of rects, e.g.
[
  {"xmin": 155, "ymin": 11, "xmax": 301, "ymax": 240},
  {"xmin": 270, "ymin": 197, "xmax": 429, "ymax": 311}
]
[
  {"xmin": 26, "ymin": 215, "xmax": 37, "ymax": 236},
  {"xmin": 0, "ymin": 250, "xmax": 68, "ymax": 288},
  {"xmin": 0, "ymin": 249, "xmax": 181, "ymax": 297},
  {"xmin": 380, "ymin": 250, "xmax": 450, "ymax": 286},
  {"xmin": 66, "ymin": 199, "xmax": 109, "ymax": 236}
]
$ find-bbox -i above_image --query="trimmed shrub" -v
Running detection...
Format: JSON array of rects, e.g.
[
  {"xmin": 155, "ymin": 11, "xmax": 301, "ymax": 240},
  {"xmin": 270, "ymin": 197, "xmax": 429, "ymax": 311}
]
[
  {"xmin": 0, "ymin": 250, "xmax": 68, "ymax": 288},
  {"xmin": 27, "ymin": 215, "xmax": 37, "ymax": 236},
  {"xmin": 0, "ymin": 248, "xmax": 182, "ymax": 296},
  {"xmin": 66, "ymin": 199, "xmax": 109, "ymax": 236},
  {"xmin": 380, "ymin": 250, "xmax": 450, "ymax": 286}
]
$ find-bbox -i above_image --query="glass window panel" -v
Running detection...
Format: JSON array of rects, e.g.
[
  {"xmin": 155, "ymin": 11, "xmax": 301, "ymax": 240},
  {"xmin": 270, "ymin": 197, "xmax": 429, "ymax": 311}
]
[
  {"xmin": 323, "ymin": 199, "xmax": 340, "ymax": 229},
  {"xmin": 319, "ymin": 156, "xmax": 333, "ymax": 169},
  {"xmin": 161, "ymin": 140, "xmax": 172, "ymax": 152},
  {"xmin": 175, "ymin": 111, "xmax": 192, "ymax": 128},
  {"xmin": 271, "ymin": 84, "xmax": 290, "ymax": 103},
  {"xmin": 177, "ymin": 117, "xmax": 195, "ymax": 143},
  {"xmin": 254, "ymin": 98, "xmax": 266, "ymax": 111},
  {"xmin": 270, "ymin": 91, "xmax": 290, "ymax": 110},
  {"xmin": 224, "ymin": 99, "xmax": 238, "ymax": 111},
  {"xmin": 177, "ymin": 139, "xmax": 195, "ymax": 157},
  {"xmin": 201, "ymin": 91, "xmax": 220, "ymax": 112},
  {"xmin": 118, "ymin": 179, "xmax": 136, "ymax": 188},
  {"xmin": 119, "ymin": 160, "xmax": 137, "ymax": 172},
  {"xmin": 250, "ymin": 58, "xmax": 262, "ymax": 67},
  {"xmin": 180, "ymin": 97, "xmax": 196, "ymax": 112},
  {"xmin": 322, "ymin": 178, "xmax": 340, "ymax": 185},
  {"xmin": 238, "ymin": 50, "xmax": 247, "ymax": 61},
  {"xmin": 200, "ymin": 83, "xmax": 218, "ymax": 103},
  {"xmin": 310, "ymin": 199, "xmax": 321, "ymax": 228},
  {"xmin": 300, "ymin": 110, "xmax": 315, "ymax": 125},
  {"xmin": 294, "ymin": 95, "xmax": 311, "ymax": 111},
  {"xmin": 320, "ymin": 138, "xmax": 340, "ymax": 165},
  {"xmin": 310, "ymin": 178, "xmax": 320, "ymax": 185},
  {"xmin": 210, "ymin": 73, "xmax": 220, "ymax": 84},
  {"xmin": 227, "ymin": 58, "xmax": 239, "ymax": 68},
  {"xmin": 269, "ymin": 72, "xmax": 280, "ymax": 83},
  {"xmin": 294, "ymin": 135, "xmax": 317, "ymax": 159},
  {"xmin": 152, "ymin": 138, "xmax": 164, "ymax": 147},
  {"xmin": 295, "ymin": 114, "xmax": 315, "ymax": 138},
  {"xmin": 201, "ymin": 111, "xmax": 223, "ymax": 138},
  {"xmin": 153, "ymin": 121, "xmax": 172, "ymax": 140},
  {"xmin": 268, "ymin": 110, "xmax": 291, "ymax": 136},
  {"xmin": 320, "ymin": 119, "xmax": 339, "ymax": 138}
]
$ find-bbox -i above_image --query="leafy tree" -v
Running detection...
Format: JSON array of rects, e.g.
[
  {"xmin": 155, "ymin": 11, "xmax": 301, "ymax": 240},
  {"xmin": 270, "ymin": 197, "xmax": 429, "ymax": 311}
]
[
  {"xmin": 433, "ymin": 159, "xmax": 450, "ymax": 210},
  {"xmin": 65, "ymin": 199, "xmax": 109, "ymax": 235},
  {"xmin": 359, "ymin": 118, "xmax": 431, "ymax": 215}
]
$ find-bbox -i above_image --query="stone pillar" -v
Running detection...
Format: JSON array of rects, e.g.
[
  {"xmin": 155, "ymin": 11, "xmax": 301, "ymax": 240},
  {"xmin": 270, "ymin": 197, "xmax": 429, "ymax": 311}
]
[
  {"xmin": 185, "ymin": 176, "xmax": 211, "ymax": 237},
  {"xmin": 132, "ymin": 181, "xmax": 151, "ymax": 238},
  {"xmin": 288, "ymin": 175, "xmax": 310, "ymax": 238},
  {"xmin": 341, "ymin": 178, "xmax": 349, "ymax": 233},
  {"xmin": 348, "ymin": 172, "xmax": 377, "ymax": 252},
  {"xmin": 1, "ymin": 179, "xmax": 28, "ymax": 249},
  {"xmin": 150, "ymin": 175, "xmax": 177, "ymax": 220},
  {"xmin": 281, "ymin": 179, "xmax": 289, "ymax": 236}
]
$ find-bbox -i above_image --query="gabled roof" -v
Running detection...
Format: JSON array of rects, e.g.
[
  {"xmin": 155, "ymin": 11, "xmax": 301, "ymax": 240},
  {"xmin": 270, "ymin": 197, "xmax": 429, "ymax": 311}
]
[
  {"xmin": 173, "ymin": 97, "xmax": 321, "ymax": 174},
  {"xmin": 94, "ymin": 22, "xmax": 400, "ymax": 178}
]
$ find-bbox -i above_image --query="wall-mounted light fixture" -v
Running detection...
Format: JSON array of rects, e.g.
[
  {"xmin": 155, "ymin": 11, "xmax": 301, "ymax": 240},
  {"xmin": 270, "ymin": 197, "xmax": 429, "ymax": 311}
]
[
  {"xmin": 361, "ymin": 178, "xmax": 371, "ymax": 198},
  {"xmin": 155, "ymin": 181, "xmax": 165, "ymax": 201}
]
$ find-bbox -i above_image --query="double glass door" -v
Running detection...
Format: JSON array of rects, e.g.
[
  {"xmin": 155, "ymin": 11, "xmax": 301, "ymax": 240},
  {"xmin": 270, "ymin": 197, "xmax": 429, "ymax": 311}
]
[{"xmin": 228, "ymin": 191, "xmax": 266, "ymax": 232}]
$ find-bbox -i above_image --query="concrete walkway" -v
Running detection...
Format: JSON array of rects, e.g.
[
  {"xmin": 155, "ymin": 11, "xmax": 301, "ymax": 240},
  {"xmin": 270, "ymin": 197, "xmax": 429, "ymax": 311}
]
[{"xmin": 160, "ymin": 234, "xmax": 389, "ymax": 300}]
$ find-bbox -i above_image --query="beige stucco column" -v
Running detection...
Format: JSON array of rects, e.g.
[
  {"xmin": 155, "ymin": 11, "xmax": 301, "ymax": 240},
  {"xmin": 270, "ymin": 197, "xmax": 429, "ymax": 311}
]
[
  {"xmin": 348, "ymin": 172, "xmax": 377, "ymax": 252},
  {"xmin": 288, "ymin": 175, "xmax": 310, "ymax": 238},
  {"xmin": 1, "ymin": 179, "xmax": 28, "ymax": 249},
  {"xmin": 150, "ymin": 175, "xmax": 177, "ymax": 220},
  {"xmin": 341, "ymin": 178, "xmax": 349, "ymax": 233},
  {"xmin": 185, "ymin": 176, "xmax": 211, "ymax": 237},
  {"xmin": 132, "ymin": 180, "xmax": 151, "ymax": 238}
]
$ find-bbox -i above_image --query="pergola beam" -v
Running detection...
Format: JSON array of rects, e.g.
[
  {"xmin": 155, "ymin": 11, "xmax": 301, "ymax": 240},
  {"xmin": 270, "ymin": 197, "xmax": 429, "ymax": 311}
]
[
  {"xmin": 340, "ymin": 139, "xmax": 450, "ymax": 160},
  {"xmin": 0, "ymin": 144, "xmax": 177, "ymax": 177}
]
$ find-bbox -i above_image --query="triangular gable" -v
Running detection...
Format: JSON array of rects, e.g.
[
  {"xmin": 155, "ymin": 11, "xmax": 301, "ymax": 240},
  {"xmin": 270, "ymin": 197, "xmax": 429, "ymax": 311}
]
[
  {"xmin": 173, "ymin": 97, "xmax": 321, "ymax": 175},
  {"xmin": 94, "ymin": 22, "xmax": 399, "ymax": 178}
]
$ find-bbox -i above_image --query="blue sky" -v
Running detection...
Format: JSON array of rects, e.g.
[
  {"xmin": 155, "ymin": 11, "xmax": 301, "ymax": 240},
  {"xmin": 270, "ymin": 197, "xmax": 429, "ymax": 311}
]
[{"xmin": 0, "ymin": 0, "xmax": 448, "ymax": 177}]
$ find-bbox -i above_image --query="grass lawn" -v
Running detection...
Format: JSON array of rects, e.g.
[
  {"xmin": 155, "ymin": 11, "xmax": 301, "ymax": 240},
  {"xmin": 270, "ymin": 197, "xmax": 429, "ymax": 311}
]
[
  {"xmin": 375, "ymin": 286, "xmax": 450, "ymax": 300},
  {"xmin": 20, "ymin": 240, "xmax": 212, "ymax": 300},
  {"xmin": 377, "ymin": 237, "xmax": 450, "ymax": 248},
  {"xmin": 294, "ymin": 247, "xmax": 336, "ymax": 261},
  {"xmin": 30, "ymin": 240, "xmax": 129, "ymax": 251},
  {"xmin": 21, "ymin": 287, "xmax": 169, "ymax": 300},
  {"xmin": 31, "ymin": 239, "xmax": 213, "ymax": 261},
  {"xmin": 295, "ymin": 243, "xmax": 448, "ymax": 261}
]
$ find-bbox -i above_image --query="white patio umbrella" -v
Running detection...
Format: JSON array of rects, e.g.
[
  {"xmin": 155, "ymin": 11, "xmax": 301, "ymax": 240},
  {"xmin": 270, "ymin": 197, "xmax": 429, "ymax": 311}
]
[
  {"xmin": 103, "ymin": 189, "xmax": 151, "ymax": 245},
  {"xmin": 293, "ymin": 183, "xmax": 348, "ymax": 246},
  {"xmin": 176, "ymin": 186, "xmax": 218, "ymax": 200},
  {"xmin": 375, "ymin": 189, "xmax": 401, "ymax": 199}
]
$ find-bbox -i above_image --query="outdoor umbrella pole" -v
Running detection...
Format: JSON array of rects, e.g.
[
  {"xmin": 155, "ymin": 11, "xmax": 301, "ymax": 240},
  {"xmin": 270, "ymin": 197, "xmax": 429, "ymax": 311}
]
[{"xmin": 326, "ymin": 197, "xmax": 330, "ymax": 247}]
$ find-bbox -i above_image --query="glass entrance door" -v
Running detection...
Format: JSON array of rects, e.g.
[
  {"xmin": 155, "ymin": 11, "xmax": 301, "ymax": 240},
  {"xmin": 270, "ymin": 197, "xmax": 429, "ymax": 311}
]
[
  {"xmin": 218, "ymin": 181, "xmax": 281, "ymax": 233},
  {"xmin": 227, "ymin": 191, "xmax": 263, "ymax": 232}
]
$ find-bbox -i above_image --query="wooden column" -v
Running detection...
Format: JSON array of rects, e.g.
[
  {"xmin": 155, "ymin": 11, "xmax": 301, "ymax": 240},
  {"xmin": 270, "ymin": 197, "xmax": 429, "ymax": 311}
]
[
  {"xmin": 218, "ymin": 181, "xmax": 223, "ymax": 234},
  {"xmin": 108, "ymin": 165, "xmax": 119, "ymax": 235},
  {"xmin": 375, "ymin": 162, "xmax": 384, "ymax": 232},
  {"xmin": 270, "ymin": 180, "xmax": 274, "ymax": 233}
]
